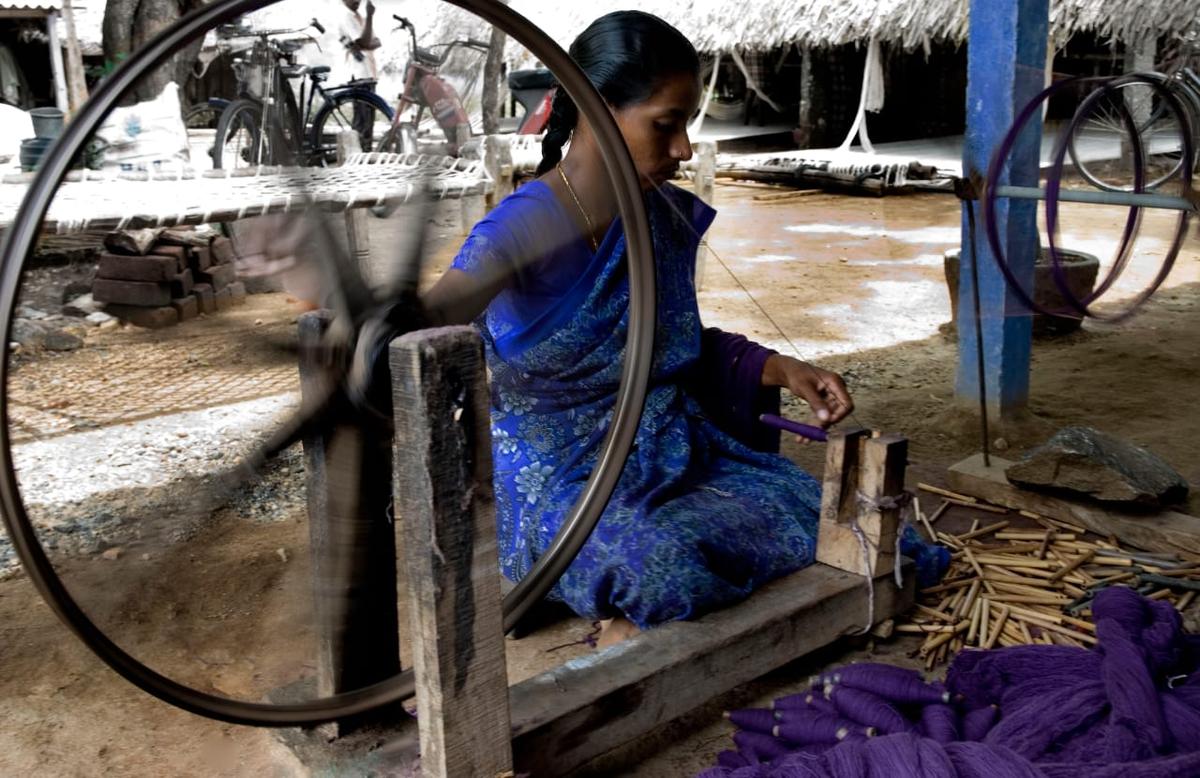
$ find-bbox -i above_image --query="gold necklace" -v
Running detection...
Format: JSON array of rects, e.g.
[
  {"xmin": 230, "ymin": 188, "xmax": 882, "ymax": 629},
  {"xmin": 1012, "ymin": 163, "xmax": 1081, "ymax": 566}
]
[{"xmin": 556, "ymin": 162, "xmax": 599, "ymax": 253}]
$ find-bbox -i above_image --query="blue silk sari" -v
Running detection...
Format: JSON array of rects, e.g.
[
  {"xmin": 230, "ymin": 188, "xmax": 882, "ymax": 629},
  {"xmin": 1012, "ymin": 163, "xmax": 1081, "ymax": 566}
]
[{"xmin": 452, "ymin": 181, "xmax": 942, "ymax": 628}]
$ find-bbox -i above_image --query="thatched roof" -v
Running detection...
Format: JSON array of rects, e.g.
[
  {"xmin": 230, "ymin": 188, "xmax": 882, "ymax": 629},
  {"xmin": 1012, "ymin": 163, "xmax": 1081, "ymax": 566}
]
[
  {"xmin": 499, "ymin": 0, "xmax": 1198, "ymax": 53},
  {"xmin": 64, "ymin": 0, "xmax": 1199, "ymax": 65}
]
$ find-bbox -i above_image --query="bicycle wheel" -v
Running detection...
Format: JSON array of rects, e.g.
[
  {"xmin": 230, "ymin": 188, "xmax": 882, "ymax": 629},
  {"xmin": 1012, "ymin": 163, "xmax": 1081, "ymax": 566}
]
[
  {"xmin": 1068, "ymin": 76, "xmax": 1190, "ymax": 191},
  {"xmin": 212, "ymin": 98, "xmax": 267, "ymax": 169},
  {"xmin": 375, "ymin": 122, "xmax": 418, "ymax": 155},
  {"xmin": 308, "ymin": 93, "xmax": 393, "ymax": 165}
]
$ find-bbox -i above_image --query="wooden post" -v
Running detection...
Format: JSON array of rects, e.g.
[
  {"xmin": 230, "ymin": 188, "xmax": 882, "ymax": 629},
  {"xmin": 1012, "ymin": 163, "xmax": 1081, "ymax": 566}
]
[
  {"xmin": 483, "ymin": 134, "xmax": 514, "ymax": 211},
  {"xmin": 299, "ymin": 311, "xmax": 401, "ymax": 734},
  {"xmin": 336, "ymin": 131, "xmax": 376, "ymax": 287},
  {"xmin": 389, "ymin": 327, "xmax": 512, "ymax": 778},
  {"xmin": 796, "ymin": 47, "xmax": 815, "ymax": 148},
  {"xmin": 816, "ymin": 430, "xmax": 907, "ymax": 577},
  {"xmin": 46, "ymin": 12, "xmax": 69, "ymax": 113},
  {"xmin": 694, "ymin": 140, "xmax": 716, "ymax": 290},
  {"xmin": 61, "ymin": 0, "xmax": 89, "ymax": 112},
  {"xmin": 957, "ymin": 0, "xmax": 1048, "ymax": 414}
]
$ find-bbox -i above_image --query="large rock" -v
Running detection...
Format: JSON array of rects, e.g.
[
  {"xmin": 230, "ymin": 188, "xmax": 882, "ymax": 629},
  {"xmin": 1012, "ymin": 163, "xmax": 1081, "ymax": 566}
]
[{"xmin": 1008, "ymin": 426, "xmax": 1189, "ymax": 507}]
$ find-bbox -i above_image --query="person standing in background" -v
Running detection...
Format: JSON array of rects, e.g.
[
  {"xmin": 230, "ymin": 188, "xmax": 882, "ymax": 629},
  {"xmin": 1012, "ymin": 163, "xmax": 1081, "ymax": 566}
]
[{"xmin": 337, "ymin": 0, "xmax": 382, "ymax": 144}]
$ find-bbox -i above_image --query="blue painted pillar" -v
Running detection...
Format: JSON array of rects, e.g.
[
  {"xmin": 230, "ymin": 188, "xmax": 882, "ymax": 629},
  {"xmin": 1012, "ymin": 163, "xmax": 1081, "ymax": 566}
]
[{"xmin": 957, "ymin": 0, "xmax": 1048, "ymax": 413}]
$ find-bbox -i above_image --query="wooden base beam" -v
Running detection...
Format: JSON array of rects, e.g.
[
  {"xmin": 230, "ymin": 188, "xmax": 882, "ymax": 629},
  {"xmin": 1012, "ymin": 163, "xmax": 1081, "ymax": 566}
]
[
  {"xmin": 948, "ymin": 453, "xmax": 1200, "ymax": 555},
  {"xmin": 509, "ymin": 562, "xmax": 912, "ymax": 776}
]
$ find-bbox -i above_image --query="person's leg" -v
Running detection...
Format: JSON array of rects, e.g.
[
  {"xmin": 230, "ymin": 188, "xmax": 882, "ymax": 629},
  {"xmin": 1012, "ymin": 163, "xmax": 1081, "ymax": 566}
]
[{"xmin": 353, "ymin": 85, "xmax": 375, "ymax": 149}]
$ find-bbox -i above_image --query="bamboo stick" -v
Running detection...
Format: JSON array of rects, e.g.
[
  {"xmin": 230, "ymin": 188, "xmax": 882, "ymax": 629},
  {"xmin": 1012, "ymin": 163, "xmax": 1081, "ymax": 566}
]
[
  {"xmin": 948, "ymin": 499, "xmax": 1010, "ymax": 514},
  {"xmin": 1047, "ymin": 550, "xmax": 1095, "ymax": 582},
  {"xmin": 990, "ymin": 581, "xmax": 1066, "ymax": 598},
  {"xmin": 979, "ymin": 598, "xmax": 991, "ymax": 648},
  {"xmin": 989, "ymin": 593, "xmax": 1071, "ymax": 605},
  {"xmin": 985, "ymin": 606, "xmax": 1011, "ymax": 650},
  {"xmin": 955, "ymin": 521, "xmax": 1011, "ymax": 542},
  {"xmin": 962, "ymin": 547, "xmax": 997, "ymax": 594},
  {"xmin": 970, "ymin": 542, "xmax": 1046, "ymax": 554},
  {"xmin": 1017, "ymin": 620, "xmax": 1035, "ymax": 643},
  {"xmin": 1177, "ymin": 591, "xmax": 1196, "ymax": 612},
  {"xmin": 967, "ymin": 596, "xmax": 984, "ymax": 644},
  {"xmin": 918, "ymin": 483, "xmax": 975, "ymax": 503},
  {"xmin": 974, "ymin": 555, "xmax": 1056, "ymax": 569},
  {"xmin": 995, "ymin": 531, "xmax": 1075, "ymax": 542},
  {"xmin": 896, "ymin": 623, "xmax": 960, "ymax": 634},
  {"xmin": 914, "ymin": 603, "xmax": 957, "ymax": 622},
  {"xmin": 920, "ymin": 578, "xmax": 973, "ymax": 596},
  {"xmin": 915, "ymin": 498, "xmax": 937, "ymax": 542},
  {"xmin": 1038, "ymin": 531, "xmax": 1053, "ymax": 560},
  {"xmin": 984, "ymin": 572, "xmax": 1065, "ymax": 588},
  {"xmin": 919, "ymin": 621, "xmax": 969, "ymax": 655},
  {"xmin": 928, "ymin": 500, "xmax": 951, "ymax": 524}
]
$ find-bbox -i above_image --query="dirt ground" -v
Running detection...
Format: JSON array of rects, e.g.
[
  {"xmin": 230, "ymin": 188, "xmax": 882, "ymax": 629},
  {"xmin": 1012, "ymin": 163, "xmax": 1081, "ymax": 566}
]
[{"xmin": 1, "ymin": 179, "xmax": 1198, "ymax": 777}]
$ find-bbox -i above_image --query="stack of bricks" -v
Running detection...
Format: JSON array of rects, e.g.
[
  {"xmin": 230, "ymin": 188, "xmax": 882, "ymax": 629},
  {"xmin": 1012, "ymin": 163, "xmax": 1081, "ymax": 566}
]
[{"xmin": 92, "ymin": 228, "xmax": 247, "ymax": 329}]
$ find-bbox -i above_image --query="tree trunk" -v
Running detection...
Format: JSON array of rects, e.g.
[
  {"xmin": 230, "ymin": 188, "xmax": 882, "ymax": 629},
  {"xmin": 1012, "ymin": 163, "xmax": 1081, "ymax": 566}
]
[
  {"xmin": 103, "ymin": 0, "xmax": 205, "ymax": 104},
  {"xmin": 480, "ymin": 0, "xmax": 509, "ymax": 135}
]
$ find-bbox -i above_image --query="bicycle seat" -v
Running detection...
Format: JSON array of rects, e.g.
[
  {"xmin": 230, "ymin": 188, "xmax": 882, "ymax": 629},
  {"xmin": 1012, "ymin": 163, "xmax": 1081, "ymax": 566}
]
[
  {"xmin": 308, "ymin": 65, "xmax": 331, "ymax": 76},
  {"xmin": 507, "ymin": 68, "xmax": 555, "ymax": 91},
  {"xmin": 413, "ymin": 46, "xmax": 440, "ymax": 66}
]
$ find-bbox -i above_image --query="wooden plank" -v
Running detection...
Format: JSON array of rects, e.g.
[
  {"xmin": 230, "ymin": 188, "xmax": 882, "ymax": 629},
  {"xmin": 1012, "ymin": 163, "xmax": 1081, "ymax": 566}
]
[
  {"xmin": 509, "ymin": 562, "xmax": 913, "ymax": 777},
  {"xmin": 948, "ymin": 453, "xmax": 1200, "ymax": 556},
  {"xmin": 390, "ymin": 327, "xmax": 513, "ymax": 778},
  {"xmin": 817, "ymin": 430, "xmax": 904, "ymax": 577},
  {"xmin": 299, "ymin": 311, "xmax": 400, "ymax": 733}
]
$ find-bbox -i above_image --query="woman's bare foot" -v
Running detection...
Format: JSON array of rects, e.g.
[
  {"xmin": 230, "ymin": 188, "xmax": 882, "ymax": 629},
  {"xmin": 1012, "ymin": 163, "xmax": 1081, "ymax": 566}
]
[{"xmin": 596, "ymin": 617, "xmax": 641, "ymax": 648}]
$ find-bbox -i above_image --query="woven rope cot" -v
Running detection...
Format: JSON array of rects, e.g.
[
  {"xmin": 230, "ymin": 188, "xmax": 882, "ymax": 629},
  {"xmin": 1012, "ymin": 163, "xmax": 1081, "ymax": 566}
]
[{"xmin": 0, "ymin": 153, "xmax": 492, "ymax": 235}]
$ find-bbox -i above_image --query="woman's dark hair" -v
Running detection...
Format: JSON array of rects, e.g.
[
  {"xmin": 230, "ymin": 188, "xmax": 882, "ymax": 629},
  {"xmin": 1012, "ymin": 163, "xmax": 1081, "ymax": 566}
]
[{"xmin": 535, "ymin": 11, "xmax": 700, "ymax": 176}]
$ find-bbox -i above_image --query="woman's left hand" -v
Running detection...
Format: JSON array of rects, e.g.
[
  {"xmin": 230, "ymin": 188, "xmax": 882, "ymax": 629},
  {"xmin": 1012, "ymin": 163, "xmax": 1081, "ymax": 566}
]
[{"xmin": 761, "ymin": 355, "xmax": 854, "ymax": 427}]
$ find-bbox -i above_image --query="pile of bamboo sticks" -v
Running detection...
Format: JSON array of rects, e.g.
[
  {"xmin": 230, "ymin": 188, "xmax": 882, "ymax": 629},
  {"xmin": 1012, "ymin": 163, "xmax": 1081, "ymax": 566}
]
[{"xmin": 899, "ymin": 484, "xmax": 1200, "ymax": 670}]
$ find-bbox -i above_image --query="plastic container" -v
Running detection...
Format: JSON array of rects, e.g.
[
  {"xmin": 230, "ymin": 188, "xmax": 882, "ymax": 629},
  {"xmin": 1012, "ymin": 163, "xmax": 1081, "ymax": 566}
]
[
  {"xmin": 29, "ymin": 107, "xmax": 64, "ymax": 139},
  {"xmin": 19, "ymin": 137, "xmax": 53, "ymax": 171}
]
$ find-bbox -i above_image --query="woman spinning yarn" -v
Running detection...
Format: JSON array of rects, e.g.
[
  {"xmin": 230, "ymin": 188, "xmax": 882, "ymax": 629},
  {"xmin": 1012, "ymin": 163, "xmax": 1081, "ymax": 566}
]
[{"xmin": 426, "ymin": 11, "xmax": 946, "ymax": 647}]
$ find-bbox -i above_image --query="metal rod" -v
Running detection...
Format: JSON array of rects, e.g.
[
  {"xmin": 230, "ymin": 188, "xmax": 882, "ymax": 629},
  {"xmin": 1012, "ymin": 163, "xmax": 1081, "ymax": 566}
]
[
  {"xmin": 996, "ymin": 185, "xmax": 1196, "ymax": 212},
  {"xmin": 965, "ymin": 199, "xmax": 990, "ymax": 468}
]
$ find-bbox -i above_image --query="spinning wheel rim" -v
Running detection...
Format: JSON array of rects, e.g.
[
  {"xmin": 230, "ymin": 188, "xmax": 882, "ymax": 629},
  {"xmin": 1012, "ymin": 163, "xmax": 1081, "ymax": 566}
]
[{"xmin": 0, "ymin": 0, "xmax": 656, "ymax": 726}]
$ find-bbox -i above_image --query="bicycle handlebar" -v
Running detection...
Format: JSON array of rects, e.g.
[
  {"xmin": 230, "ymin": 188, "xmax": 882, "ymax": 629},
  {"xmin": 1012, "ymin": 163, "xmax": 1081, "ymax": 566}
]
[{"xmin": 217, "ymin": 19, "xmax": 323, "ymax": 41}]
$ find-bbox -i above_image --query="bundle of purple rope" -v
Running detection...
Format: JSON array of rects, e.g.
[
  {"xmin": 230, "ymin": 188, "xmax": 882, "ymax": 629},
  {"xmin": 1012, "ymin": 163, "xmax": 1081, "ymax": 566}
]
[{"xmin": 700, "ymin": 587, "xmax": 1200, "ymax": 777}]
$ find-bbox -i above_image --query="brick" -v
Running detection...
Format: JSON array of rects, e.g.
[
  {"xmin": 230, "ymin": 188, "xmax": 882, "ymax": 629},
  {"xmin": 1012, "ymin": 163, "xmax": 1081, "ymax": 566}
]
[
  {"xmin": 227, "ymin": 281, "xmax": 247, "ymax": 306},
  {"xmin": 92, "ymin": 278, "xmax": 172, "ymax": 307},
  {"xmin": 192, "ymin": 283, "xmax": 216, "ymax": 314},
  {"xmin": 213, "ymin": 285, "xmax": 234, "ymax": 310},
  {"xmin": 210, "ymin": 236, "xmax": 236, "ymax": 265},
  {"xmin": 158, "ymin": 228, "xmax": 209, "ymax": 248},
  {"xmin": 153, "ymin": 244, "xmax": 189, "ymax": 271},
  {"xmin": 170, "ymin": 269, "xmax": 194, "ymax": 298},
  {"xmin": 104, "ymin": 304, "xmax": 179, "ymax": 329},
  {"xmin": 171, "ymin": 296, "xmax": 199, "ymax": 322},
  {"xmin": 198, "ymin": 263, "xmax": 237, "ymax": 291},
  {"xmin": 97, "ymin": 253, "xmax": 178, "ymax": 282},
  {"xmin": 189, "ymin": 246, "xmax": 213, "ymax": 273}
]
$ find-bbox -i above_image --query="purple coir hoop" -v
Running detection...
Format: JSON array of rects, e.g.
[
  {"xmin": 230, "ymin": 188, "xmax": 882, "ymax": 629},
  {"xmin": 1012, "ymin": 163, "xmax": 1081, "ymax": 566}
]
[
  {"xmin": 1046, "ymin": 74, "xmax": 1193, "ymax": 322},
  {"xmin": 984, "ymin": 75, "xmax": 1145, "ymax": 321},
  {"xmin": 1045, "ymin": 77, "xmax": 1145, "ymax": 319}
]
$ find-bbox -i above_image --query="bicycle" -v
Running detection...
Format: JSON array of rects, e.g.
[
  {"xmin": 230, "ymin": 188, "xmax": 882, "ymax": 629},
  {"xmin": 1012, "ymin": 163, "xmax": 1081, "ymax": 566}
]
[
  {"xmin": 1067, "ymin": 67, "xmax": 1200, "ymax": 192},
  {"xmin": 211, "ymin": 19, "xmax": 394, "ymax": 169},
  {"xmin": 374, "ymin": 15, "xmax": 490, "ymax": 157}
]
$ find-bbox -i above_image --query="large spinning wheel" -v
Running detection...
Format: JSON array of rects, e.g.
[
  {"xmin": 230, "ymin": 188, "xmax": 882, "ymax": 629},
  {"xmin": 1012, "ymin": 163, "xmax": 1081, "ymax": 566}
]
[{"xmin": 0, "ymin": 0, "xmax": 654, "ymax": 726}]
